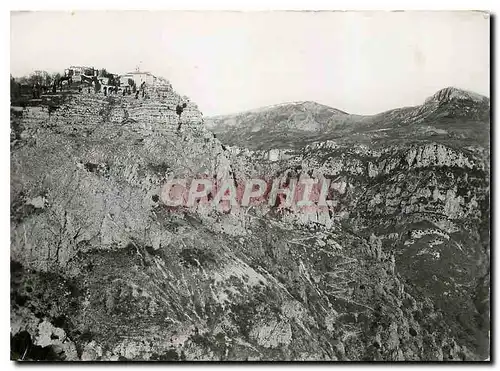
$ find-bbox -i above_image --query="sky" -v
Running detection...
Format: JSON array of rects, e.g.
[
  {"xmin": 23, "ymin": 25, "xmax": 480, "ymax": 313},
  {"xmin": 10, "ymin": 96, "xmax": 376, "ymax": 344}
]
[{"xmin": 10, "ymin": 11, "xmax": 490, "ymax": 116}]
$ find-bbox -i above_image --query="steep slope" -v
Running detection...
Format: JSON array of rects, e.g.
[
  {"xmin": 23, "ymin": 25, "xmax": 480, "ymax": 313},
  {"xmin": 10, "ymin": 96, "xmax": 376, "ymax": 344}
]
[
  {"xmin": 11, "ymin": 84, "xmax": 232, "ymax": 271},
  {"xmin": 10, "ymin": 82, "xmax": 489, "ymax": 361},
  {"xmin": 207, "ymin": 87, "xmax": 491, "ymax": 360}
]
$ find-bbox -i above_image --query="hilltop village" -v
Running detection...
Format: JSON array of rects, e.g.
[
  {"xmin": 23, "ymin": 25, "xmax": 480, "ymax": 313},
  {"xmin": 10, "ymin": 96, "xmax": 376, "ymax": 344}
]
[{"xmin": 10, "ymin": 66, "xmax": 199, "ymax": 133}]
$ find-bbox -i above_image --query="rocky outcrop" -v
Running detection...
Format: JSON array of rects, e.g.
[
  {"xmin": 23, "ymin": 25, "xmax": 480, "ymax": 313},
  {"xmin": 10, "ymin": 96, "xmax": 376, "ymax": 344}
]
[{"xmin": 10, "ymin": 82, "xmax": 236, "ymax": 272}]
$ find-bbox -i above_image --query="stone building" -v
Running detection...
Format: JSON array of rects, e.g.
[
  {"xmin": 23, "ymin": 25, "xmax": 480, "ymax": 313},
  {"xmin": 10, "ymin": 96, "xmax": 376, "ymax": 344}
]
[
  {"xmin": 121, "ymin": 71, "xmax": 157, "ymax": 87},
  {"xmin": 65, "ymin": 66, "xmax": 97, "ymax": 82}
]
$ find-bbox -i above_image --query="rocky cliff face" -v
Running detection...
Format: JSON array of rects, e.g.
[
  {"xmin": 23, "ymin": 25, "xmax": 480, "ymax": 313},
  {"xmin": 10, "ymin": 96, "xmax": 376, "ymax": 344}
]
[
  {"xmin": 208, "ymin": 87, "xmax": 490, "ymax": 360},
  {"xmin": 11, "ymin": 82, "xmax": 489, "ymax": 361}
]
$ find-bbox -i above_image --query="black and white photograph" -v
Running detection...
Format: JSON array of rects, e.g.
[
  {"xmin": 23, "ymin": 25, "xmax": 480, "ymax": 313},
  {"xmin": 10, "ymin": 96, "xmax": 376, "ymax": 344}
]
[{"xmin": 9, "ymin": 10, "xmax": 491, "ymax": 362}]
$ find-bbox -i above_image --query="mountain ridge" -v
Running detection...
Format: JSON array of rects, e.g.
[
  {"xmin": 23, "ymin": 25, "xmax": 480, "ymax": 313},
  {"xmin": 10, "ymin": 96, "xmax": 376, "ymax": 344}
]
[
  {"xmin": 425, "ymin": 87, "xmax": 490, "ymax": 105},
  {"xmin": 208, "ymin": 87, "xmax": 489, "ymax": 122},
  {"xmin": 206, "ymin": 87, "xmax": 490, "ymax": 151},
  {"xmin": 208, "ymin": 100, "xmax": 349, "ymax": 121}
]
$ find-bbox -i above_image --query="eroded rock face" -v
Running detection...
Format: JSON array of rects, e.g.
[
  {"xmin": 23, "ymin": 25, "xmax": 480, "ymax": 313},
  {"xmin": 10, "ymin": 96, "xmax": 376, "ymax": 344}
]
[
  {"xmin": 11, "ymin": 82, "xmax": 233, "ymax": 271},
  {"xmin": 10, "ymin": 82, "xmax": 489, "ymax": 361}
]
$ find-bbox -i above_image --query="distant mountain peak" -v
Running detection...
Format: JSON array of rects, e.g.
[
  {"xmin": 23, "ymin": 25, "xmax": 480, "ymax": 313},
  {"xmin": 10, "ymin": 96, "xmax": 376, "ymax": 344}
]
[
  {"xmin": 425, "ymin": 87, "xmax": 489, "ymax": 105},
  {"xmin": 241, "ymin": 100, "xmax": 348, "ymax": 116}
]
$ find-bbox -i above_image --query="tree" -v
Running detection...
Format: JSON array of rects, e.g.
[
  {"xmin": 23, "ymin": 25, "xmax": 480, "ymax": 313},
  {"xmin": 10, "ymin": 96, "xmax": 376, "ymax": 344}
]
[
  {"xmin": 10, "ymin": 75, "xmax": 21, "ymax": 99},
  {"xmin": 52, "ymin": 72, "xmax": 62, "ymax": 83},
  {"xmin": 29, "ymin": 72, "xmax": 43, "ymax": 85},
  {"xmin": 39, "ymin": 71, "xmax": 51, "ymax": 86},
  {"xmin": 99, "ymin": 69, "xmax": 115, "ymax": 79}
]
